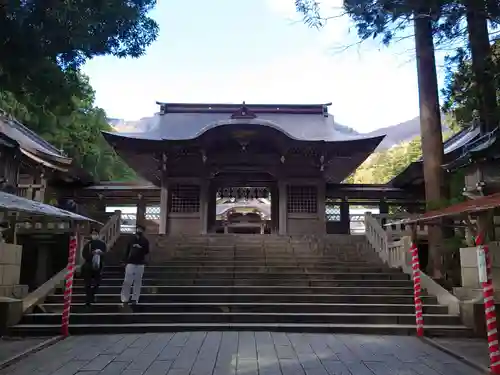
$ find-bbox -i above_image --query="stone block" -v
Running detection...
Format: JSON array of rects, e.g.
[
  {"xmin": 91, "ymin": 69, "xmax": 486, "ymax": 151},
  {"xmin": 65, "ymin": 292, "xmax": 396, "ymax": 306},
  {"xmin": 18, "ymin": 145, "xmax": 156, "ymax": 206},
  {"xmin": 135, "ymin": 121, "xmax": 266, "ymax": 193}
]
[
  {"xmin": 0, "ymin": 243, "xmax": 22, "ymax": 265},
  {"xmin": 459, "ymin": 247, "xmax": 477, "ymax": 267},
  {"xmin": 0, "ymin": 296, "xmax": 22, "ymax": 334},
  {"xmin": 2, "ymin": 265, "xmax": 20, "ymax": 286},
  {"xmin": 12, "ymin": 284, "xmax": 28, "ymax": 298},
  {"xmin": 0, "ymin": 286, "xmax": 12, "ymax": 297},
  {"xmin": 14, "ymin": 245, "xmax": 22, "ymax": 265},
  {"xmin": 461, "ymin": 267, "xmax": 480, "ymax": 288}
]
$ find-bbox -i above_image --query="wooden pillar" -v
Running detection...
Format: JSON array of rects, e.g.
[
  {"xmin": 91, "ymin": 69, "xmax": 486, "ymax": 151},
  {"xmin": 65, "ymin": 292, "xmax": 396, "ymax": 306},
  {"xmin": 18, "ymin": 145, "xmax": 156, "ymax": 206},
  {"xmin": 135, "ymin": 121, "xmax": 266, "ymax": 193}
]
[
  {"xmin": 379, "ymin": 199, "xmax": 389, "ymax": 214},
  {"xmin": 379, "ymin": 199, "xmax": 389, "ymax": 228},
  {"xmin": 200, "ymin": 180, "xmax": 209, "ymax": 235},
  {"xmin": 35, "ymin": 244, "xmax": 50, "ymax": 287},
  {"xmin": 136, "ymin": 195, "xmax": 146, "ymax": 228},
  {"xmin": 207, "ymin": 183, "xmax": 217, "ymax": 233},
  {"xmin": 340, "ymin": 198, "xmax": 349, "ymax": 234},
  {"xmin": 270, "ymin": 183, "xmax": 279, "ymax": 234},
  {"xmin": 159, "ymin": 175, "xmax": 169, "ymax": 235},
  {"xmin": 95, "ymin": 194, "xmax": 106, "ymax": 213},
  {"xmin": 278, "ymin": 180, "xmax": 287, "ymax": 235},
  {"xmin": 34, "ymin": 169, "xmax": 47, "ymax": 202},
  {"xmin": 317, "ymin": 181, "xmax": 326, "ymax": 234}
]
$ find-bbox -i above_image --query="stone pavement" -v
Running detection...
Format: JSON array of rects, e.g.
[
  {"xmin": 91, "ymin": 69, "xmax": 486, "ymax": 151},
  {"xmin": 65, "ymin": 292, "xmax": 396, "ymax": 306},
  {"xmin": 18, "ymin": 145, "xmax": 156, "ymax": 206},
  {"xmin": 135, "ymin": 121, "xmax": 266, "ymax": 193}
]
[
  {"xmin": 0, "ymin": 336, "xmax": 50, "ymax": 364},
  {"xmin": 431, "ymin": 337, "xmax": 489, "ymax": 370},
  {"xmin": 0, "ymin": 332, "xmax": 485, "ymax": 375}
]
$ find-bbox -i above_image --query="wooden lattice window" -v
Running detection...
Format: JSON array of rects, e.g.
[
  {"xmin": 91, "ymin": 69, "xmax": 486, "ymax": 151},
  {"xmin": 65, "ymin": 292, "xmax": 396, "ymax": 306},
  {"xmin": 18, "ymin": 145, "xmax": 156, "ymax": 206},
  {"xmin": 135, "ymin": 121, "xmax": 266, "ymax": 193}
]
[
  {"xmin": 146, "ymin": 205, "xmax": 161, "ymax": 220},
  {"xmin": 171, "ymin": 184, "xmax": 200, "ymax": 213},
  {"xmin": 287, "ymin": 185, "xmax": 317, "ymax": 213},
  {"xmin": 325, "ymin": 204, "xmax": 341, "ymax": 222}
]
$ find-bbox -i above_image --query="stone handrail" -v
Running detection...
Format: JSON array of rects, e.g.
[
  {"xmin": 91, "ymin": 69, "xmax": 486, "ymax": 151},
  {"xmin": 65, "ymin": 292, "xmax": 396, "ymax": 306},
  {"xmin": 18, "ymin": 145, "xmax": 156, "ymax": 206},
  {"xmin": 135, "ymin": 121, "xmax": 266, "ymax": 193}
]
[
  {"xmin": 21, "ymin": 210, "xmax": 122, "ymax": 313},
  {"xmin": 372, "ymin": 213, "xmax": 429, "ymax": 238},
  {"xmin": 364, "ymin": 212, "xmax": 391, "ymax": 263},
  {"xmin": 99, "ymin": 210, "xmax": 122, "ymax": 248},
  {"xmin": 364, "ymin": 212, "xmax": 460, "ymax": 315}
]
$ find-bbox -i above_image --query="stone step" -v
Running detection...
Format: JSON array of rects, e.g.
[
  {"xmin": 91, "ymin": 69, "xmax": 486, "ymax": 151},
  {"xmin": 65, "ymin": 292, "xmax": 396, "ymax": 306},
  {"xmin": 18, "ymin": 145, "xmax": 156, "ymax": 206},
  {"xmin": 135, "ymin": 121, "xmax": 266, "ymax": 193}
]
[
  {"xmin": 20, "ymin": 312, "xmax": 463, "ymax": 326},
  {"xmin": 45, "ymin": 293, "xmax": 438, "ymax": 304},
  {"xmin": 162, "ymin": 246, "xmax": 365, "ymax": 251},
  {"xmin": 40, "ymin": 302, "xmax": 448, "ymax": 315},
  {"xmin": 107, "ymin": 260, "xmax": 380, "ymax": 266},
  {"xmin": 85, "ymin": 271, "xmax": 410, "ymax": 280},
  {"xmin": 56, "ymin": 285, "xmax": 418, "ymax": 296},
  {"xmin": 151, "ymin": 256, "xmax": 381, "ymax": 263},
  {"xmin": 8, "ymin": 323, "xmax": 474, "ymax": 337},
  {"xmin": 141, "ymin": 260, "xmax": 379, "ymax": 266},
  {"xmin": 153, "ymin": 253, "xmax": 372, "ymax": 259},
  {"xmin": 101, "ymin": 266, "xmax": 400, "ymax": 274},
  {"xmin": 100, "ymin": 272, "xmax": 404, "ymax": 281},
  {"xmin": 103, "ymin": 272, "xmax": 406, "ymax": 281},
  {"xmin": 72, "ymin": 278, "xmax": 413, "ymax": 287},
  {"xmin": 102, "ymin": 266, "xmax": 394, "ymax": 273}
]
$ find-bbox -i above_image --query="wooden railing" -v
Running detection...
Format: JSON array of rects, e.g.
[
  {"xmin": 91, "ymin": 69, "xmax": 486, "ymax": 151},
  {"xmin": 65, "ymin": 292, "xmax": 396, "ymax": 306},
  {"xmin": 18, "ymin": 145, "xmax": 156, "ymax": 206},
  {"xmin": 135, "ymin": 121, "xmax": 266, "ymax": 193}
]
[
  {"xmin": 364, "ymin": 212, "xmax": 460, "ymax": 315},
  {"xmin": 22, "ymin": 210, "xmax": 122, "ymax": 313}
]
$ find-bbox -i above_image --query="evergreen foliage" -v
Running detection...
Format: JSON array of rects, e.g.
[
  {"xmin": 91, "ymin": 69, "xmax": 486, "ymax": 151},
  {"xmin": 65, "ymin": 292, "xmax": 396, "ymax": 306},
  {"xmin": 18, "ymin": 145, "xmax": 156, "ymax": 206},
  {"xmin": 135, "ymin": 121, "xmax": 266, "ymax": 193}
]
[
  {"xmin": 0, "ymin": 74, "xmax": 137, "ymax": 181},
  {"xmin": 0, "ymin": 1, "xmax": 159, "ymax": 181},
  {"xmin": 0, "ymin": 1, "xmax": 158, "ymax": 111}
]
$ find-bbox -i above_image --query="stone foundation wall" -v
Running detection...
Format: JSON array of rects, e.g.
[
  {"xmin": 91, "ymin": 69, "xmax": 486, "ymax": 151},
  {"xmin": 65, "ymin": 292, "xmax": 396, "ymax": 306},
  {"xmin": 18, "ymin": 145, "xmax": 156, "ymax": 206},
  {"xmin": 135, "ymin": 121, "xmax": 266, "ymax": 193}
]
[
  {"xmin": 168, "ymin": 214, "xmax": 202, "ymax": 235},
  {"xmin": 287, "ymin": 216, "xmax": 324, "ymax": 235},
  {"xmin": 0, "ymin": 243, "xmax": 28, "ymax": 298}
]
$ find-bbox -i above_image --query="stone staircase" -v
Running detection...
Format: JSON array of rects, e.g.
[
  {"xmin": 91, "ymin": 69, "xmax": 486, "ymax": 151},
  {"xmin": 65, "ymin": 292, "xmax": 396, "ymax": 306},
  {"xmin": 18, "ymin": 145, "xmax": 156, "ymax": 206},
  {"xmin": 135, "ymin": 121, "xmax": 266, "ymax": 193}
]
[{"xmin": 9, "ymin": 234, "xmax": 472, "ymax": 336}]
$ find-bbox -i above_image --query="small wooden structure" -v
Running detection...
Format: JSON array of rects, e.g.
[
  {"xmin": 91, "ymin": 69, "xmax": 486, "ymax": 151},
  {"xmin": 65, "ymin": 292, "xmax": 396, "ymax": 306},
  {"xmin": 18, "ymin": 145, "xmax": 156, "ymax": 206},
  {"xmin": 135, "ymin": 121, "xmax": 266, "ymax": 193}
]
[{"xmin": 0, "ymin": 190, "xmax": 96, "ymax": 335}]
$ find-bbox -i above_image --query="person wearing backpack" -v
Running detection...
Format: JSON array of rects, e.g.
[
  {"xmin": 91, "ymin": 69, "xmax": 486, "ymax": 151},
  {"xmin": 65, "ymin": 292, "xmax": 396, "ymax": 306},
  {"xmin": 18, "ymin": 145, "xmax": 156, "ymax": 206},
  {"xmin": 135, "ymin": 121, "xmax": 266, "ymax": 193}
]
[{"xmin": 81, "ymin": 227, "xmax": 107, "ymax": 307}]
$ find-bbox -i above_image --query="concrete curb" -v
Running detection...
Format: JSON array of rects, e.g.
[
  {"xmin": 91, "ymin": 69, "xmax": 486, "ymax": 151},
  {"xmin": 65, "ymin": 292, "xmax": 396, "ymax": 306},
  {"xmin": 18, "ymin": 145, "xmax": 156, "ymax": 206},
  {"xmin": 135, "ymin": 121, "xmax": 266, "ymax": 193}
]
[
  {"xmin": 0, "ymin": 336, "xmax": 64, "ymax": 371},
  {"xmin": 420, "ymin": 337, "xmax": 491, "ymax": 374}
]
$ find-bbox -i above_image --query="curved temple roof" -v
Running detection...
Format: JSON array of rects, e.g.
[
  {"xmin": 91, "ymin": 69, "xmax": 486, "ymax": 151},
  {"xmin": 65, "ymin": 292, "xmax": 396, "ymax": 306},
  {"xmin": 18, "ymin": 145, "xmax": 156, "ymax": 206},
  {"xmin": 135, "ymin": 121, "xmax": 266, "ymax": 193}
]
[
  {"xmin": 103, "ymin": 102, "xmax": 385, "ymax": 183},
  {"xmin": 0, "ymin": 109, "xmax": 72, "ymax": 171},
  {"xmin": 103, "ymin": 102, "xmax": 380, "ymax": 143}
]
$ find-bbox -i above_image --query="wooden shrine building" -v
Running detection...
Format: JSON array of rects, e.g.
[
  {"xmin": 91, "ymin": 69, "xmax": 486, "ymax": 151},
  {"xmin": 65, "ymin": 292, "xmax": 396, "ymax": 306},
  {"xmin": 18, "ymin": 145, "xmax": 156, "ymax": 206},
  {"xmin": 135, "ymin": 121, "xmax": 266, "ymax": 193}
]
[{"xmin": 102, "ymin": 102, "xmax": 422, "ymax": 235}]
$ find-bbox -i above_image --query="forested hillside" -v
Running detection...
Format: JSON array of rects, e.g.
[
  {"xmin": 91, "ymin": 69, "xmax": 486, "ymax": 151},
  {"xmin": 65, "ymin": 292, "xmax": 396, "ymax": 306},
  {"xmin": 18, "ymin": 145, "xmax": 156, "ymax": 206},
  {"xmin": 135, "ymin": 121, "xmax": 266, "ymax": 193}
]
[{"xmin": 0, "ymin": 1, "xmax": 158, "ymax": 182}]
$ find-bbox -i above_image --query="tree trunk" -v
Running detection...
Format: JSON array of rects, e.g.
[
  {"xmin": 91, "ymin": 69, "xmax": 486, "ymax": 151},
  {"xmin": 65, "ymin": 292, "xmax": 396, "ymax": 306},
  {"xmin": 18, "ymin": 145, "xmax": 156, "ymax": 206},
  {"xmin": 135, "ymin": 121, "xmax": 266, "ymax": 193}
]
[
  {"xmin": 414, "ymin": 14, "xmax": 446, "ymax": 279},
  {"xmin": 465, "ymin": 0, "xmax": 497, "ymax": 133}
]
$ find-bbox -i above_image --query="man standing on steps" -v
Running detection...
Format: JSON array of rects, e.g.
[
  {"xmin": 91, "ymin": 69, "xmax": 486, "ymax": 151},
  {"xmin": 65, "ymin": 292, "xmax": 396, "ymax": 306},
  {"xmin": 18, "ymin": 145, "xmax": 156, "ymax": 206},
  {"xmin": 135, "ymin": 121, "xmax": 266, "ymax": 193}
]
[
  {"xmin": 120, "ymin": 224, "xmax": 149, "ymax": 308},
  {"xmin": 81, "ymin": 227, "xmax": 107, "ymax": 307}
]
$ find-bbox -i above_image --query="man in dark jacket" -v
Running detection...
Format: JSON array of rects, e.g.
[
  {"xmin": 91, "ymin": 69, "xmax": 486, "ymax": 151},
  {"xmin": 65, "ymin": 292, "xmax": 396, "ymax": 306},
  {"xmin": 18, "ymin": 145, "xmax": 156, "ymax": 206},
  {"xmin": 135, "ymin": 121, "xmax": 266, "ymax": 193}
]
[
  {"xmin": 81, "ymin": 227, "xmax": 107, "ymax": 306},
  {"xmin": 120, "ymin": 224, "xmax": 149, "ymax": 307}
]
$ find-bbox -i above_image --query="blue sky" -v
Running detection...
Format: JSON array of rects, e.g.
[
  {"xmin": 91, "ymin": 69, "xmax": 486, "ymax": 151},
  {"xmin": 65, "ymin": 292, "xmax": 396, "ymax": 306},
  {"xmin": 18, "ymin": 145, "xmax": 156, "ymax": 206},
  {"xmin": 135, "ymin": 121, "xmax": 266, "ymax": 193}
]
[{"xmin": 83, "ymin": 0, "xmax": 448, "ymax": 133}]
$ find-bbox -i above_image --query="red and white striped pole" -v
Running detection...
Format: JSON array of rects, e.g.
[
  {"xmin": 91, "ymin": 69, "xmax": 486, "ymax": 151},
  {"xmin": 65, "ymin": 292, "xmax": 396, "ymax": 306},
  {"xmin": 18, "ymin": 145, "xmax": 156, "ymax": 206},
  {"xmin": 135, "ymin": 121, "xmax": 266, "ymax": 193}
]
[
  {"xmin": 61, "ymin": 234, "xmax": 78, "ymax": 337},
  {"xmin": 476, "ymin": 233, "xmax": 500, "ymax": 374},
  {"xmin": 410, "ymin": 241, "xmax": 424, "ymax": 336}
]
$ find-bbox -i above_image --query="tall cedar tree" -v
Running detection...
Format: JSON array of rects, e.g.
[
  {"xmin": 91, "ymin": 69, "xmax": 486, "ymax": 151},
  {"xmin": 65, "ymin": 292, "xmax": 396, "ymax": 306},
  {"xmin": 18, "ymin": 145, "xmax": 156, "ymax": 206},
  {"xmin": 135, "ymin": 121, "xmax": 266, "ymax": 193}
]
[
  {"xmin": 295, "ymin": 0, "xmax": 447, "ymax": 278},
  {"xmin": 443, "ymin": 40, "xmax": 500, "ymax": 126},
  {"xmin": 0, "ymin": 1, "xmax": 159, "ymax": 112},
  {"xmin": 463, "ymin": 0, "xmax": 498, "ymax": 132}
]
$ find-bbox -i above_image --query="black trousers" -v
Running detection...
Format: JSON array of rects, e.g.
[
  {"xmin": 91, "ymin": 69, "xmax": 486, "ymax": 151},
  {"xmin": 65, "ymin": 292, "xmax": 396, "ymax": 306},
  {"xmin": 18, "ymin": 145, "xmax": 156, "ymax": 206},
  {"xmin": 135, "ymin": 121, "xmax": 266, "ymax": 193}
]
[{"xmin": 82, "ymin": 264, "xmax": 102, "ymax": 305}]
